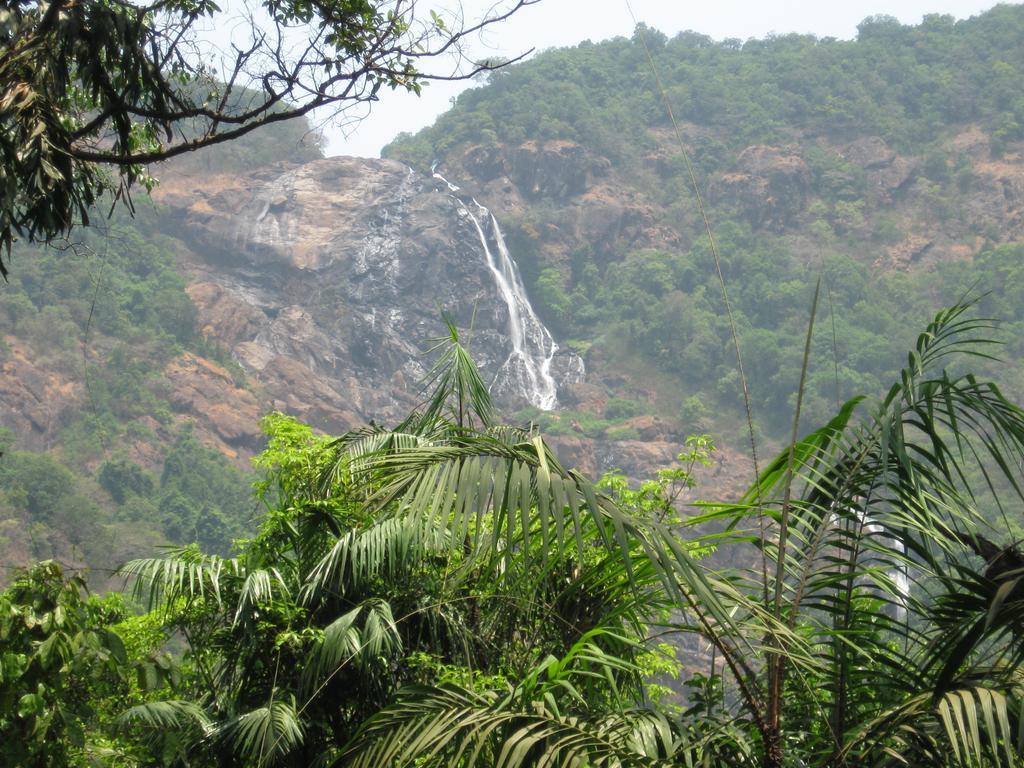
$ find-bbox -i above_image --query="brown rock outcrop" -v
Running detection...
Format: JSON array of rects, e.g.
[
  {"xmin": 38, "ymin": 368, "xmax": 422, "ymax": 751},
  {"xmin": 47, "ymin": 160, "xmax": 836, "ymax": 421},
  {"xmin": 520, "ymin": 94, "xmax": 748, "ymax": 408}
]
[
  {"xmin": 508, "ymin": 140, "xmax": 602, "ymax": 199},
  {"xmin": 712, "ymin": 145, "xmax": 810, "ymax": 231},
  {"xmin": 968, "ymin": 156, "xmax": 1024, "ymax": 241},
  {"xmin": 459, "ymin": 139, "xmax": 609, "ymax": 201},
  {"xmin": 0, "ymin": 339, "xmax": 83, "ymax": 450},
  {"xmin": 877, "ymin": 235, "xmax": 934, "ymax": 271},
  {"xmin": 164, "ymin": 353, "xmax": 262, "ymax": 449},
  {"xmin": 843, "ymin": 136, "xmax": 916, "ymax": 199}
]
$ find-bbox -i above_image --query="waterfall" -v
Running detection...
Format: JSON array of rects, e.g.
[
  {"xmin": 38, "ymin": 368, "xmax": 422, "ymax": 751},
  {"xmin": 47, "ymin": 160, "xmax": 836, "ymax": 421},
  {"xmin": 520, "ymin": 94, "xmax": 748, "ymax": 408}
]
[
  {"xmin": 433, "ymin": 167, "xmax": 571, "ymax": 411},
  {"xmin": 857, "ymin": 509, "xmax": 912, "ymax": 621},
  {"xmin": 467, "ymin": 204, "xmax": 561, "ymax": 410}
]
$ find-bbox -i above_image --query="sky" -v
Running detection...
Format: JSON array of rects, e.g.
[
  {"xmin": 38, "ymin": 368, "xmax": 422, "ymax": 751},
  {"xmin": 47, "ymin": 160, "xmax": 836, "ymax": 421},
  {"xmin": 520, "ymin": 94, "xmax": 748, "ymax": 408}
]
[{"xmin": 315, "ymin": 0, "xmax": 1005, "ymax": 158}]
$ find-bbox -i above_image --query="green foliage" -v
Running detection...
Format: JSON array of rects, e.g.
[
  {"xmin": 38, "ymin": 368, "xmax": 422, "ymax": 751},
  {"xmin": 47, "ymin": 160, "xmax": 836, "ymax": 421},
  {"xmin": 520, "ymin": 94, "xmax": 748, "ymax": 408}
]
[
  {"xmin": 530, "ymin": 221, "xmax": 938, "ymax": 433},
  {"xmin": 533, "ymin": 267, "xmax": 571, "ymax": 330},
  {"xmin": 603, "ymin": 397, "xmax": 647, "ymax": 420},
  {"xmin": 599, "ymin": 435, "xmax": 715, "ymax": 527},
  {"xmin": 488, "ymin": 209, "xmax": 1024, "ymax": 441},
  {"xmin": 0, "ymin": 448, "xmax": 119, "ymax": 565},
  {"xmin": 0, "ymin": 211, "xmax": 197, "ymax": 350},
  {"xmin": 0, "ymin": 562, "xmax": 131, "ymax": 765},
  {"xmin": 157, "ymin": 428, "xmax": 253, "ymax": 554},
  {"xmin": 98, "ymin": 458, "xmax": 155, "ymax": 505},
  {"xmin": 0, "ymin": 451, "xmax": 76, "ymax": 519},
  {"xmin": 114, "ymin": 335, "xmax": 668, "ymax": 765},
  {"xmin": 0, "ymin": 425, "xmax": 252, "ymax": 568},
  {"xmin": 346, "ymin": 303, "xmax": 1024, "ymax": 768},
  {"xmin": 389, "ymin": 6, "xmax": 1024, "ymax": 171},
  {"xmin": 679, "ymin": 394, "xmax": 708, "ymax": 428}
]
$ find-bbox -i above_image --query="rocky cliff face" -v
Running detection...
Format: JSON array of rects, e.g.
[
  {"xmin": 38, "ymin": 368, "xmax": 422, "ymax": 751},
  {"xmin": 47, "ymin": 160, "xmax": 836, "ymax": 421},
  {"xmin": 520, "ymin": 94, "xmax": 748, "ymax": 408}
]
[
  {"xmin": 155, "ymin": 157, "xmax": 585, "ymax": 432},
  {"xmin": 141, "ymin": 152, "xmax": 714, "ymax": 486},
  {"xmin": 9, "ymin": 125, "xmax": 1023, "ymax": 497}
]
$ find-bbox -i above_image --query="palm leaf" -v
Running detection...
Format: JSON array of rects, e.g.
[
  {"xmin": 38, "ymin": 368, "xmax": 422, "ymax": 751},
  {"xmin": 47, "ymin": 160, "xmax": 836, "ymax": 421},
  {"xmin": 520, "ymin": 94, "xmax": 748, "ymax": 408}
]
[
  {"xmin": 300, "ymin": 599, "xmax": 401, "ymax": 696},
  {"xmin": 406, "ymin": 315, "xmax": 496, "ymax": 430},
  {"xmin": 220, "ymin": 694, "xmax": 305, "ymax": 767},
  {"xmin": 843, "ymin": 681, "xmax": 1021, "ymax": 768},
  {"xmin": 301, "ymin": 515, "xmax": 452, "ymax": 603},
  {"xmin": 116, "ymin": 700, "xmax": 212, "ymax": 734},
  {"xmin": 342, "ymin": 683, "xmax": 677, "ymax": 768},
  {"xmin": 118, "ymin": 546, "xmax": 241, "ymax": 609}
]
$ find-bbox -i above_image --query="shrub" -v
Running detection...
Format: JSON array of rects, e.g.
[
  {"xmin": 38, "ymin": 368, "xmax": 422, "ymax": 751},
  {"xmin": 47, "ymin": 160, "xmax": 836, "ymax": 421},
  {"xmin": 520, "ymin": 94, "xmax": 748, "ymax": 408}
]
[{"xmin": 603, "ymin": 397, "xmax": 646, "ymax": 420}]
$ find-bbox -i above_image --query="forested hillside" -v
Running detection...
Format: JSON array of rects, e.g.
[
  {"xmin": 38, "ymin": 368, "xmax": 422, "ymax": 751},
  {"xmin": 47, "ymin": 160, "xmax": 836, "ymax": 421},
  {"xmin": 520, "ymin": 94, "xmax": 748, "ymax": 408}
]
[
  {"xmin": 4, "ymin": 5, "xmax": 1024, "ymax": 575},
  {"xmin": 0, "ymin": 120, "xmax": 319, "ymax": 575},
  {"xmin": 387, "ymin": 4, "xmax": 1024, "ymax": 438},
  {"xmin": 6, "ymin": 5, "xmax": 1024, "ymax": 766}
]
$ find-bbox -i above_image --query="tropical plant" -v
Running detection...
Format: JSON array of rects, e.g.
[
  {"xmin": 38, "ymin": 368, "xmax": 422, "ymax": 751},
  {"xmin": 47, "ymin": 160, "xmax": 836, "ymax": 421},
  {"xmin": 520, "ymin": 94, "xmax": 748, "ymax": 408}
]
[
  {"xmin": 117, "ymin": 323, "xmax": 670, "ymax": 766},
  {"xmin": 349, "ymin": 298, "xmax": 1024, "ymax": 768},
  {"xmin": 0, "ymin": 561, "xmax": 132, "ymax": 765}
]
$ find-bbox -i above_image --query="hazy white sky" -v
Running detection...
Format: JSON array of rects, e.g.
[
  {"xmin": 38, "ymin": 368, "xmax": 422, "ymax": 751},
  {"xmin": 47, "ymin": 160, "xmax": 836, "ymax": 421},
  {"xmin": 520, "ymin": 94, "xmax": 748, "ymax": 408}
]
[{"xmin": 319, "ymin": 0, "xmax": 1005, "ymax": 158}]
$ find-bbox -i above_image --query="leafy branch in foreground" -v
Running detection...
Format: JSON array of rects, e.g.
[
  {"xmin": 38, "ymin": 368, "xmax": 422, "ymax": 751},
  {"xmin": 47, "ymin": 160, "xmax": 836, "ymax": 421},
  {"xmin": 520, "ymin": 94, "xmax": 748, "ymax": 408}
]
[{"xmin": 0, "ymin": 0, "xmax": 537, "ymax": 273}]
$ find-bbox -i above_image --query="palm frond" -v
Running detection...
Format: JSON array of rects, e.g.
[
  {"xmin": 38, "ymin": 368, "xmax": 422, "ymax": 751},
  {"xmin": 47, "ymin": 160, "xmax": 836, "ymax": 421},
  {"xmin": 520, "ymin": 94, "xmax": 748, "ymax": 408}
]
[
  {"xmin": 118, "ymin": 546, "xmax": 241, "ymax": 609},
  {"xmin": 234, "ymin": 567, "xmax": 291, "ymax": 626},
  {"xmin": 928, "ymin": 562, "xmax": 1024, "ymax": 694},
  {"xmin": 301, "ymin": 515, "xmax": 453, "ymax": 603},
  {"xmin": 342, "ymin": 683, "xmax": 677, "ymax": 768},
  {"xmin": 116, "ymin": 700, "xmax": 212, "ymax": 734},
  {"xmin": 352, "ymin": 427, "xmax": 766, "ymax": 693},
  {"xmin": 301, "ymin": 599, "xmax": 401, "ymax": 696},
  {"xmin": 319, "ymin": 427, "xmax": 432, "ymax": 499},
  {"xmin": 406, "ymin": 315, "xmax": 496, "ymax": 431},
  {"xmin": 220, "ymin": 694, "xmax": 305, "ymax": 767},
  {"xmin": 843, "ymin": 680, "xmax": 1021, "ymax": 768}
]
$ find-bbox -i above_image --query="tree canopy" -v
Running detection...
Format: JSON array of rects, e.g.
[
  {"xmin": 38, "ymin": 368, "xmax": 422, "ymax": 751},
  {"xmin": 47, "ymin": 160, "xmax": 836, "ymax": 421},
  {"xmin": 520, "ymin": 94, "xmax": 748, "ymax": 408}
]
[{"xmin": 6, "ymin": 305, "xmax": 1024, "ymax": 766}]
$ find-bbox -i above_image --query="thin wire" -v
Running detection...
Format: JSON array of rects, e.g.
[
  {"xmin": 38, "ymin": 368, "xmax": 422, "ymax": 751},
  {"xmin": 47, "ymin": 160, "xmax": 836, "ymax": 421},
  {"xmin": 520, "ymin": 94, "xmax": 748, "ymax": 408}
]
[
  {"xmin": 0, "ymin": 561, "xmax": 123, "ymax": 575},
  {"xmin": 818, "ymin": 253, "xmax": 842, "ymax": 411},
  {"xmin": 81, "ymin": 220, "xmax": 114, "ymax": 454},
  {"xmin": 623, "ymin": 3, "xmax": 766, "ymax": 597},
  {"xmin": 42, "ymin": 220, "xmax": 115, "ymax": 454}
]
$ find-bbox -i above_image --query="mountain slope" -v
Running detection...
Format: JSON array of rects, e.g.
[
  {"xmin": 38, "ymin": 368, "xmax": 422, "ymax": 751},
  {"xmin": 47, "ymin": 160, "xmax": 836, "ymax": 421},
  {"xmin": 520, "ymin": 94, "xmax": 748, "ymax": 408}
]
[
  {"xmin": 4, "ymin": 6, "xmax": 1024, "ymax": 575},
  {"xmin": 385, "ymin": 4, "xmax": 1024, "ymax": 435}
]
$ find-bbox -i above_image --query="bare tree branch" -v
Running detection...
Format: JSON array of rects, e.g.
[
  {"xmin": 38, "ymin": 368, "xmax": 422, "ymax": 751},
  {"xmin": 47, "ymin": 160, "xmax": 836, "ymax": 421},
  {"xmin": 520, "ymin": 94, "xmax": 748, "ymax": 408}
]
[{"xmin": 0, "ymin": 0, "xmax": 539, "ymax": 273}]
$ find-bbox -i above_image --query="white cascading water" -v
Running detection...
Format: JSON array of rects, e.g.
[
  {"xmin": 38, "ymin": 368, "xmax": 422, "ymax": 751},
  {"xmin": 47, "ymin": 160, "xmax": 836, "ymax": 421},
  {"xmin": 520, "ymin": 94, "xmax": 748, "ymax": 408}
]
[
  {"xmin": 433, "ymin": 167, "xmax": 564, "ymax": 410},
  {"xmin": 858, "ymin": 510, "xmax": 912, "ymax": 621}
]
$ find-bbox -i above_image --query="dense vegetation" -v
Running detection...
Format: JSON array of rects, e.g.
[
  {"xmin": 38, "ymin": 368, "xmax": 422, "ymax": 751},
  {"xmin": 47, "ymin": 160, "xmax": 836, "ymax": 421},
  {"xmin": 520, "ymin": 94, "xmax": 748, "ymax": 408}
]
[
  {"xmin": 4, "ymin": 310, "xmax": 1024, "ymax": 767},
  {"xmin": 523, "ymin": 232, "xmax": 1024, "ymax": 435},
  {"xmin": 390, "ymin": 6, "xmax": 1024, "ymax": 164},
  {"xmin": 388, "ymin": 5, "xmax": 1024, "ymax": 442}
]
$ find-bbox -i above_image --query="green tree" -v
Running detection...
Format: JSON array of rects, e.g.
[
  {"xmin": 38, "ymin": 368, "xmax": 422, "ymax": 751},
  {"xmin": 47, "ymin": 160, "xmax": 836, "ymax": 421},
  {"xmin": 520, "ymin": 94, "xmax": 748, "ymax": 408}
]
[
  {"xmin": 98, "ymin": 457, "xmax": 155, "ymax": 505},
  {"xmin": 352, "ymin": 301, "xmax": 1024, "ymax": 768},
  {"xmin": 0, "ymin": 452, "xmax": 75, "ymax": 519},
  {"xmin": 118, "ymin": 326, "xmax": 666, "ymax": 765},
  {"xmin": 0, "ymin": 562, "xmax": 131, "ymax": 765}
]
